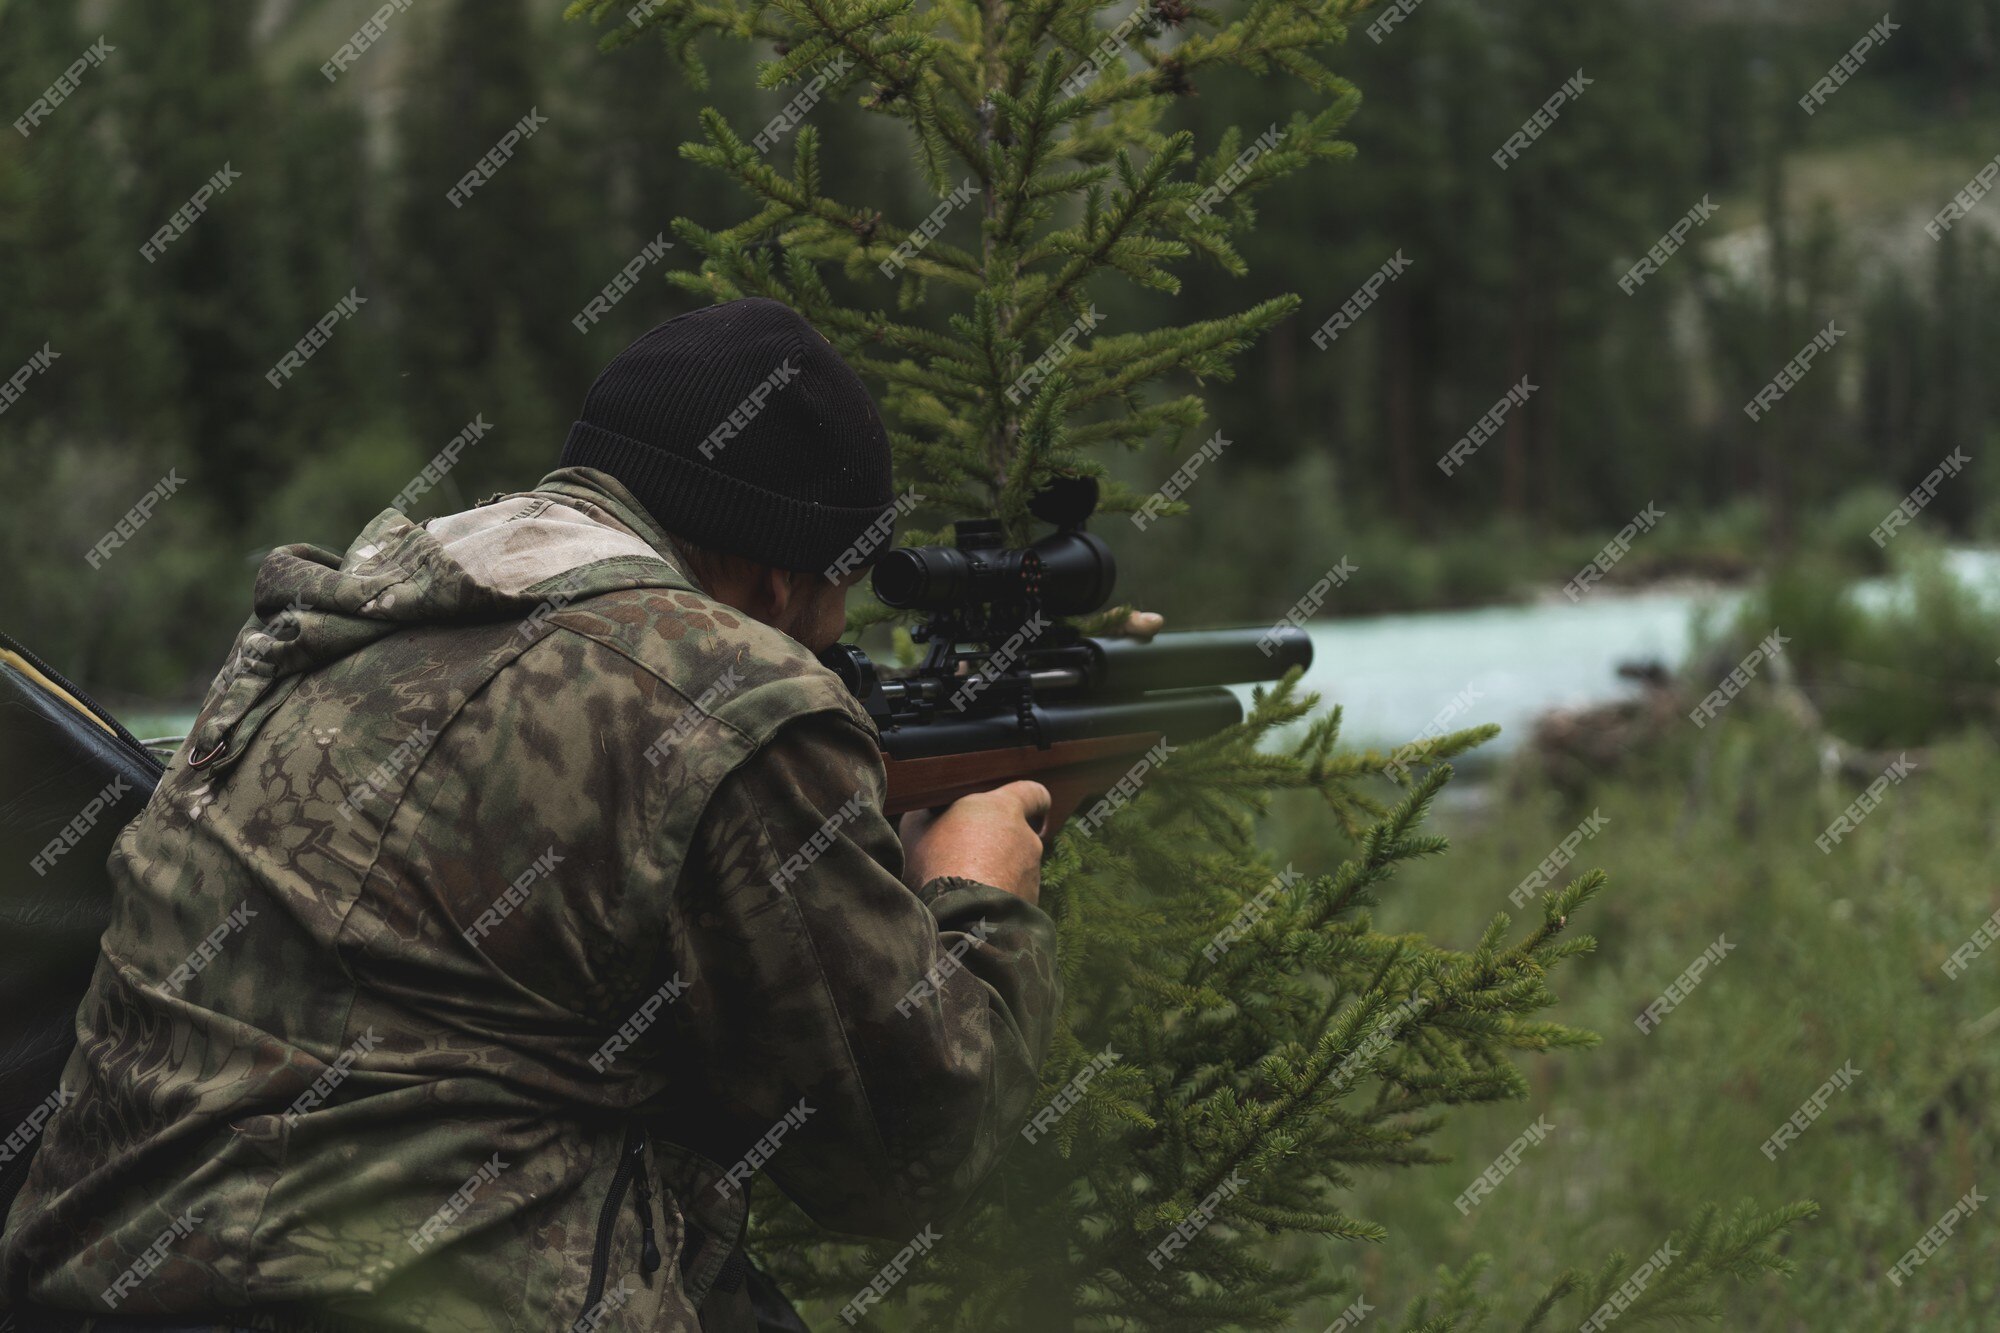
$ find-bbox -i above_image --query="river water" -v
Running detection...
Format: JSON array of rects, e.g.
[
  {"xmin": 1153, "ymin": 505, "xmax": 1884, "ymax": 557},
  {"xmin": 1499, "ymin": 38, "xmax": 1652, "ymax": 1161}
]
[
  {"xmin": 1254, "ymin": 587, "xmax": 1730, "ymax": 757},
  {"xmin": 1249, "ymin": 547, "xmax": 2000, "ymax": 757}
]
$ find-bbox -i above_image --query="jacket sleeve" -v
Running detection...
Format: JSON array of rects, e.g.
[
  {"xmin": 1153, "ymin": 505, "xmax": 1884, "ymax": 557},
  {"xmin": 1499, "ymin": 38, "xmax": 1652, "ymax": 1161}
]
[{"xmin": 671, "ymin": 708, "xmax": 1060, "ymax": 1238}]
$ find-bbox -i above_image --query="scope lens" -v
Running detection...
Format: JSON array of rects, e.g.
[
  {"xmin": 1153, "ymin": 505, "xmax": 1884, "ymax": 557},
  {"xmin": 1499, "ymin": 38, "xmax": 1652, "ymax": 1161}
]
[{"xmin": 874, "ymin": 545, "xmax": 967, "ymax": 609}]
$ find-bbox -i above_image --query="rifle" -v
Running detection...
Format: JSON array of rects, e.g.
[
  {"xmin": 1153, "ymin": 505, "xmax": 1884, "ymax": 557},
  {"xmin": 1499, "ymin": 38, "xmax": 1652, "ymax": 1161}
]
[
  {"xmin": 817, "ymin": 477, "xmax": 1312, "ymax": 837},
  {"xmin": 0, "ymin": 632, "xmax": 163, "ymax": 1225}
]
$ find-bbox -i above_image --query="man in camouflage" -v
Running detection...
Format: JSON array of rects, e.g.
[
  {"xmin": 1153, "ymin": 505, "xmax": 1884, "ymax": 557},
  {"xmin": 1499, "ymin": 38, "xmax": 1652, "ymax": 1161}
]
[{"xmin": 1, "ymin": 300, "xmax": 1061, "ymax": 1331}]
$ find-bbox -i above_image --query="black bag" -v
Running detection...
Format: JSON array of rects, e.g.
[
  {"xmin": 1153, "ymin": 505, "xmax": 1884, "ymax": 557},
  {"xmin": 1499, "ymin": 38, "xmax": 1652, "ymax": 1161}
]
[{"xmin": 0, "ymin": 632, "xmax": 162, "ymax": 1226}]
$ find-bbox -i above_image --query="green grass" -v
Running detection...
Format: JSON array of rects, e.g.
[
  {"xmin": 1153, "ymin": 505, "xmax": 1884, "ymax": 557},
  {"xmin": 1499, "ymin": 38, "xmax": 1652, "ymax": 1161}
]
[{"xmin": 1260, "ymin": 710, "xmax": 2000, "ymax": 1330}]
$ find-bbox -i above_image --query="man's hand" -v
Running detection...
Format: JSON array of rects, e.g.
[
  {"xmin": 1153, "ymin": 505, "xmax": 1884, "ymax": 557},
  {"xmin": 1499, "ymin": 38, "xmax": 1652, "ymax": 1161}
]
[
  {"xmin": 899, "ymin": 780, "xmax": 1051, "ymax": 906},
  {"xmin": 895, "ymin": 612, "xmax": 1159, "ymax": 901}
]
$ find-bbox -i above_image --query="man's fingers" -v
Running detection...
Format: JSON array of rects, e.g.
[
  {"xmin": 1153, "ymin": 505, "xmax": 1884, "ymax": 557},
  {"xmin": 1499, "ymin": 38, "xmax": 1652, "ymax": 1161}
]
[
  {"xmin": 993, "ymin": 780, "xmax": 1052, "ymax": 827},
  {"xmin": 1121, "ymin": 610, "xmax": 1164, "ymax": 642}
]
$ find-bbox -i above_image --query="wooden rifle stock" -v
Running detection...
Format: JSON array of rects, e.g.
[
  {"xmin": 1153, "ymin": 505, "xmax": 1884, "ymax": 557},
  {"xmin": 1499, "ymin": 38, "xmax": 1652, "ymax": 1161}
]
[{"xmin": 881, "ymin": 731, "xmax": 1163, "ymax": 845}]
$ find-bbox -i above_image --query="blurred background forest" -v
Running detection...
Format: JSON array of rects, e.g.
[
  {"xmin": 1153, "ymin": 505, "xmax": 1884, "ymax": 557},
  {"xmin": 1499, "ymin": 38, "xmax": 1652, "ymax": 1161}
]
[
  {"xmin": 7, "ymin": 0, "xmax": 2000, "ymax": 694},
  {"xmin": 5, "ymin": 0, "xmax": 2000, "ymax": 1327}
]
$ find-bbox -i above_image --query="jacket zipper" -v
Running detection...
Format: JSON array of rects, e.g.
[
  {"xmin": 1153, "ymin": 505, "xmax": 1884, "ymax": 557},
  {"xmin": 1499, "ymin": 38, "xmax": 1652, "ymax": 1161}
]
[
  {"xmin": 0, "ymin": 630, "xmax": 165, "ymax": 773},
  {"xmin": 579, "ymin": 1126, "xmax": 658, "ymax": 1320},
  {"xmin": 632, "ymin": 1151, "xmax": 662, "ymax": 1276}
]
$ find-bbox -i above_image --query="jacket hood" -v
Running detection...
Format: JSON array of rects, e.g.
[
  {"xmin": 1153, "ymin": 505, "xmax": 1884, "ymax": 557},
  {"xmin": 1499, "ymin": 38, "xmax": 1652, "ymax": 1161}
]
[{"xmin": 183, "ymin": 473, "xmax": 693, "ymax": 771}]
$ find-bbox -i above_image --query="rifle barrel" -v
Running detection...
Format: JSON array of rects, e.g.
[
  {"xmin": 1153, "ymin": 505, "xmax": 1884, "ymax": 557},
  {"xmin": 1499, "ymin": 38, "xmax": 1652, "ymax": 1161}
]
[{"xmin": 878, "ymin": 688, "xmax": 1242, "ymax": 760}]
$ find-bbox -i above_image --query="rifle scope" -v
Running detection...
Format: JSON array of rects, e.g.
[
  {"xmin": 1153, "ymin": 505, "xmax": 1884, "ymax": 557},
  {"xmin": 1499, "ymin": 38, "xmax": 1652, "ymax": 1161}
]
[{"xmin": 872, "ymin": 519, "xmax": 1116, "ymax": 618}]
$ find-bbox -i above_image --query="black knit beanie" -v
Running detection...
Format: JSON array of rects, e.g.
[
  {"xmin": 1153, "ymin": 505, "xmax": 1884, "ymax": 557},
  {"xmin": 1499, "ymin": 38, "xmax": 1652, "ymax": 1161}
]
[{"xmin": 560, "ymin": 298, "xmax": 896, "ymax": 572}]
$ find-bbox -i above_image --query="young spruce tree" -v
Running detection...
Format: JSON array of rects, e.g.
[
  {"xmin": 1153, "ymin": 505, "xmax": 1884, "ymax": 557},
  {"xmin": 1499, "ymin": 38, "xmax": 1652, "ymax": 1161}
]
[{"xmin": 570, "ymin": 0, "xmax": 1814, "ymax": 1326}]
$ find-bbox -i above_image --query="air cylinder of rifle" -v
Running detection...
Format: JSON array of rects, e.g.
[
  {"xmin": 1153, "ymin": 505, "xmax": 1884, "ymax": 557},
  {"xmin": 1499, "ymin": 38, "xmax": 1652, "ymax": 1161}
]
[{"xmin": 1084, "ymin": 626, "xmax": 1312, "ymax": 697}]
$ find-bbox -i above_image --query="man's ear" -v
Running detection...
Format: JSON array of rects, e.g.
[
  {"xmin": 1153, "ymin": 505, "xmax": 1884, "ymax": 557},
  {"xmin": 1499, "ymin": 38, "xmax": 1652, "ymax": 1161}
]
[{"xmin": 758, "ymin": 564, "xmax": 797, "ymax": 620}]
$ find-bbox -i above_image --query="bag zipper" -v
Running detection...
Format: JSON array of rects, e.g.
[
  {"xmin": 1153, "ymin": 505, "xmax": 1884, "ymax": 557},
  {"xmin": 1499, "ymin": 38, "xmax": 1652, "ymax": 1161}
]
[
  {"xmin": 578, "ymin": 1126, "xmax": 659, "ymax": 1320},
  {"xmin": 0, "ymin": 629, "xmax": 164, "ymax": 773}
]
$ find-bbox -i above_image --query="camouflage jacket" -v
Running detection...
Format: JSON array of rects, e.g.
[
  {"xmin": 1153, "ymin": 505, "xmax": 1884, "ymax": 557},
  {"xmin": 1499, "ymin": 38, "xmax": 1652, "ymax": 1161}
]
[{"xmin": 0, "ymin": 469, "xmax": 1060, "ymax": 1332}]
